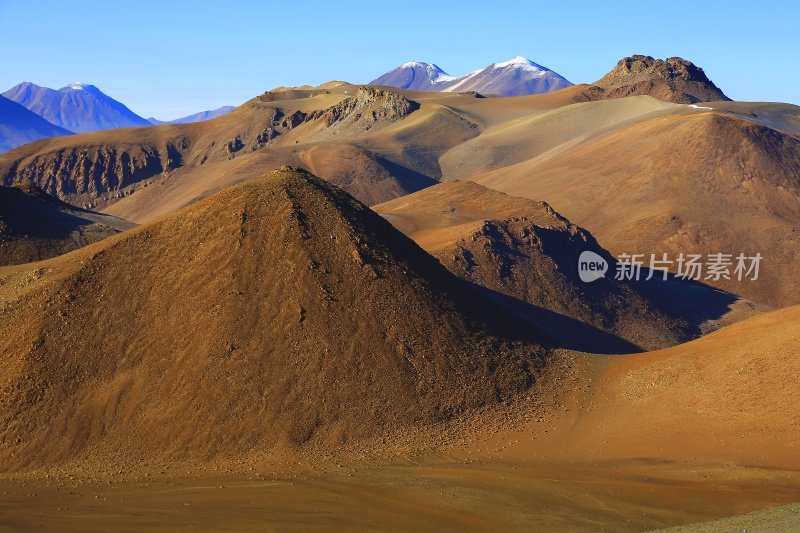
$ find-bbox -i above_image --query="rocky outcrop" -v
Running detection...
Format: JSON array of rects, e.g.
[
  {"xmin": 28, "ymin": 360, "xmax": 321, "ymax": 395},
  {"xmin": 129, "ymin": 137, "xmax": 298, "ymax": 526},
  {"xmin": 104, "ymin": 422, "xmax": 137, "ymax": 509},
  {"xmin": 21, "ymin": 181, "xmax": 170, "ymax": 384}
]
[
  {"xmin": 240, "ymin": 109, "xmax": 311, "ymax": 153},
  {"xmin": 224, "ymin": 88, "xmax": 418, "ymax": 155},
  {"xmin": 590, "ymin": 55, "xmax": 730, "ymax": 104},
  {"xmin": 310, "ymin": 86, "xmax": 419, "ymax": 133},
  {"xmin": 0, "ymin": 144, "xmax": 184, "ymax": 208}
]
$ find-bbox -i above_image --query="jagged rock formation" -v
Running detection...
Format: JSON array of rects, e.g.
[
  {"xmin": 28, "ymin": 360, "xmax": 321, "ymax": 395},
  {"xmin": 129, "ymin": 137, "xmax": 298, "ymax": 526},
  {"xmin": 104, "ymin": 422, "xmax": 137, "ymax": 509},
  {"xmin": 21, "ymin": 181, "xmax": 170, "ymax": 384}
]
[
  {"xmin": 309, "ymin": 86, "xmax": 419, "ymax": 134},
  {"xmin": 590, "ymin": 55, "xmax": 730, "ymax": 104},
  {"xmin": 1, "ymin": 141, "xmax": 187, "ymax": 208}
]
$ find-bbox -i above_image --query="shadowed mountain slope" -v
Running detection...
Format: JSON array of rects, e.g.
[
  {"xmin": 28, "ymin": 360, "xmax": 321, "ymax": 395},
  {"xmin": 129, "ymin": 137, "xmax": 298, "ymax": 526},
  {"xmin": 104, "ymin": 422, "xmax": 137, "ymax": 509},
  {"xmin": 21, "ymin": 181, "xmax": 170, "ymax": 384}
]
[
  {"xmin": 0, "ymin": 184, "xmax": 133, "ymax": 265},
  {"xmin": 374, "ymin": 181, "xmax": 762, "ymax": 350}
]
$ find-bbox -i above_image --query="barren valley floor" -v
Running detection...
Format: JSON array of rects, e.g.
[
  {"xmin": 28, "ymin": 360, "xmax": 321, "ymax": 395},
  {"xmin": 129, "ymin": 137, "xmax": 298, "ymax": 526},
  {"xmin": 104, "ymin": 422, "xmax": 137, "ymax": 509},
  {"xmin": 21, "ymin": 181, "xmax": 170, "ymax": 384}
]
[
  {"xmin": 0, "ymin": 447, "xmax": 797, "ymax": 531},
  {"xmin": 1, "ymin": 346, "xmax": 798, "ymax": 533}
]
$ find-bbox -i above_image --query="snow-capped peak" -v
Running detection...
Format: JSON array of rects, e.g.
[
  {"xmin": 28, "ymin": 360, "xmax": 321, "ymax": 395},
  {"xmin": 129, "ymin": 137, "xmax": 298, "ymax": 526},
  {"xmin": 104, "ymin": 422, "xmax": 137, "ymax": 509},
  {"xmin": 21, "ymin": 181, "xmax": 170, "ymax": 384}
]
[
  {"xmin": 401, "ymin": 61, "xmax": 431, "ymax": 69},
  {"xmin": 400, "ymin": 61, "xmax": 453, "ymax": 81},
  {"xmin": 61, "ymin": 82, "xmax": 103, "ymax": 95},
  {"xmin": 494, "ymin": 56, "xmax": 546, "ymax": 70},
  {"xmin": 371, "ymin": 57, "xmax": 572, "ymax": 96}
]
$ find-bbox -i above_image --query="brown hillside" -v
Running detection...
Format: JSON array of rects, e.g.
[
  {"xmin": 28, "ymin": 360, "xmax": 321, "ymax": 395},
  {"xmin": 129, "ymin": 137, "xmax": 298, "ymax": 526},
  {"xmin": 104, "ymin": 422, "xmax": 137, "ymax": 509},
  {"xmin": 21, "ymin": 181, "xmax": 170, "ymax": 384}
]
[
  {"xmin": 470, "ymin": 108, "xmax": 800, "ymax": 307},
  {"xmin": 374, "ymin": 181, "xmax": 761, "ymax": 351},
  {"xmin": 0, "ymin": 167, "xmax": 546, "ymax": 471},
  {"xmin": 0, "ymin": 86, "xmax": 430, "ymax": 209},
  {"xmin": 548, "ymin": 304, "xmax": 800, "ymax": 468},
  {"xmin": 100, "ymin": 90, "xmax": 484, "ymax": 223},
  {"xmin": 0, "ymin": 184, "xmax": 133, "ymax": 265}
]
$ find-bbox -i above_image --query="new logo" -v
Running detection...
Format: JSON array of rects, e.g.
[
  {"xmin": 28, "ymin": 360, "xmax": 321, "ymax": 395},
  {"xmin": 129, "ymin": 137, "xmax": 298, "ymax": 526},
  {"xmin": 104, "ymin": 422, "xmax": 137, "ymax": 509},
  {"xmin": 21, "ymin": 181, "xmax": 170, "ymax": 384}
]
[{"xmin": 578, "ymin": 251, "xmax": 608, "ymax": 283}]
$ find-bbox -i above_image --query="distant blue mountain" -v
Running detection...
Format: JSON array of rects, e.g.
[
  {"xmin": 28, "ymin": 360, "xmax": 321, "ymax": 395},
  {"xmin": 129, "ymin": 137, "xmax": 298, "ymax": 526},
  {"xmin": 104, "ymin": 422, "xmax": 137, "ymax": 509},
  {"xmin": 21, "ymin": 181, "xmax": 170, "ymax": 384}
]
[
  {"xmin": 0, "ymin": 95, "xmax": 72, "ymax": 154},
  {"xmin": 2, "ymin": 82, "xmax": 151, "ymax": 133},
  {"xmin": 149, "ymin": 106, "xmax": 235, "ymax": 125}
]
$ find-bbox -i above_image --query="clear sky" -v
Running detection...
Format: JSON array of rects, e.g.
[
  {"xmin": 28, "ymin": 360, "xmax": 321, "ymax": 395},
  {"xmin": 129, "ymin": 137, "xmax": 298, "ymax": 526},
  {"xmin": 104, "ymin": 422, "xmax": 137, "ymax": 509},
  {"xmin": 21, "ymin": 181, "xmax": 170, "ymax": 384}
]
[{"xmin": 1, "ymin": 0, "xmax": 797, "ymax": 120}]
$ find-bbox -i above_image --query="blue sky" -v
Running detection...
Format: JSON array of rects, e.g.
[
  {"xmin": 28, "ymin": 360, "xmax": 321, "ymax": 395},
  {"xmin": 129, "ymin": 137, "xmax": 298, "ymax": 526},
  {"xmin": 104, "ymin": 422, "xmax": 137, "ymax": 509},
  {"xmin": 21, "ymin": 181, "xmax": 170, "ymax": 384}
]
[{"xmin": 1, "ymin": 0, "xmax": 797, "ymax": 120}]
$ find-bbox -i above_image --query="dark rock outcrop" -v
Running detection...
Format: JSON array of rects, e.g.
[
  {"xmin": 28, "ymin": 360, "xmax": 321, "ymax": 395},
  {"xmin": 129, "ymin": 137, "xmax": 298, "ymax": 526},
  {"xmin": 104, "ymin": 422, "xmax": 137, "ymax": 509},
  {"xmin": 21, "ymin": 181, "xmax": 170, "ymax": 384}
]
[{"xmin": 590, "ymin": 55, "xmax": 730, "ymax": 104}]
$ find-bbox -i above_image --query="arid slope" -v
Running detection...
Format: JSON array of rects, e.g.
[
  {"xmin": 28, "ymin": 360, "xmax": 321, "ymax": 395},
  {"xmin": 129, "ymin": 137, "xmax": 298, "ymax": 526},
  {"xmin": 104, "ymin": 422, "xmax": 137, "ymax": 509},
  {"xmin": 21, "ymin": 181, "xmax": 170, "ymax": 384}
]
[
  {"xmin": 0, "ymin": 167, "xmax": 545, "ymax": 471},
  {"xmin": 467, "ymin": 107, "xmax": 800, "ymax": 306},
  {"xmin": 551, "ymin": 305, "xmax": 800, "ymax": 468}
]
